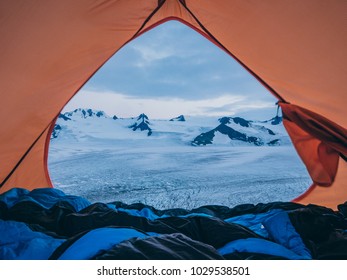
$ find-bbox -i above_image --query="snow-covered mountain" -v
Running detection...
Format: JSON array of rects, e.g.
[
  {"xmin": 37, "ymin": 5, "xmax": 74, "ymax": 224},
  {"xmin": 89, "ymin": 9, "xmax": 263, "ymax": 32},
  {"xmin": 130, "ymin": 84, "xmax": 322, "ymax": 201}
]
[
  {"xmin": 192, "ymin": 116, "xmax": 285, "ymax": 146},
  {"xmin": 170, "ymin": 115, "xmax": 186, "ymax": 122},
  {"xmin": 51, "ymin": 108, "xmax": 290, "ymax": 146},
  {"xmin": 49, "ymin": 108, "xmax": 310, "ymax": 208},
  {"xmin": 64, "ymin": 108, "xmax": 109, "ymax": 119},
  {"xmin": 129, "ymin": 113, "xmax": 152, "ymax": 136}
]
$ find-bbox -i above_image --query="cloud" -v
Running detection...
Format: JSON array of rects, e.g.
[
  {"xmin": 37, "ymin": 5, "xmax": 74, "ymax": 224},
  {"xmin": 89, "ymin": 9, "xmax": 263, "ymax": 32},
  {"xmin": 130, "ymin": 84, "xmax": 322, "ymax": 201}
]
[
  {"xmin": 131, "ymin": 45, "xmax": 176, "ymax": 67},
  {"xmin": 74, "ymin": 20, "xmax": 278, "ymax": 119},
  {"xmin": 202, "ymin": 99, "xmax": 274, "ymax": 112},
  {"xmin": 128, "ymin": 20, "xmax": 212, "ymax": 68}
]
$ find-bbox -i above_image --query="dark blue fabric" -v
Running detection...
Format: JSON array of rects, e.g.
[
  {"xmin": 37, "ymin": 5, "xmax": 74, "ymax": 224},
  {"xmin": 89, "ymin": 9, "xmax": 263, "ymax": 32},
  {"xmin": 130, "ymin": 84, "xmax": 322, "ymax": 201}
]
[
  {"xmin": 262, "ymin": 211, "xmax": 312, "ymax": 259},
  {"xmin": 107, "ymin": 204, "xmax": 163, "ymax": 220},
  {"xmin": 0, "ymin": 188, "xmax": 314, "ymax": 260},
  {"xmin": 218, "ymin": 211, "xmax": 312, "ymax": 260},
  {"xmin": 0, "ymin": 188, "xmax": 90, "ymax": 211},
  {"xmin": 218, "ymin": 238, "xmax": 306, "ymax": 259},
  {"xmin": 107, "ymin": 204, "xmax": 282, "ymax": 237},
  {"xmin": 107, "ymin": 204, "xmax": 214, "ymax": 220},
  {"xmin": 0, "ymin": 188, "xmax": 29, "ymax": 207},
  {"xmin": 224, "ymin": 209, "xmax": 283, "ymax": 237},
  {"xmin": 0, "ymin": 219, "xmax": 65, "ymax": 260},
  {"xmin": 58, "ymin": 228, "xmax": 149, "ymax": 260}
]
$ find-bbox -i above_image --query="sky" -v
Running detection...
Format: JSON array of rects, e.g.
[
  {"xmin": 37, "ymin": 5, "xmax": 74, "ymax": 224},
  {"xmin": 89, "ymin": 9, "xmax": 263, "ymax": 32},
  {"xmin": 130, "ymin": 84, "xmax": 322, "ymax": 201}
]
[{"xmin": 64, "ymin": 20, "xmax": 278, "ymax": 120}]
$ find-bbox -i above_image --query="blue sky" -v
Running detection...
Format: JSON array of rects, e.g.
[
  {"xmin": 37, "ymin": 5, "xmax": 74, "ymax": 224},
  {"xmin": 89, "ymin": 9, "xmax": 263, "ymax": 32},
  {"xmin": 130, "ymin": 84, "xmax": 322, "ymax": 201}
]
[{"xmin": 65, "ymin": 20, "xmax": 278, "ymax": 119}]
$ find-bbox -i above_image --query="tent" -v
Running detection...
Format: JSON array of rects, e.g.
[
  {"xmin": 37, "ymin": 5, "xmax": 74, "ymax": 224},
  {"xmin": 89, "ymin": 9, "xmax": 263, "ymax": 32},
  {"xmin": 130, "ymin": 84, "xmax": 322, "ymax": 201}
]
[{"xmin": 0, "ymin": 0, "xmax": 346, "ymax": 209}]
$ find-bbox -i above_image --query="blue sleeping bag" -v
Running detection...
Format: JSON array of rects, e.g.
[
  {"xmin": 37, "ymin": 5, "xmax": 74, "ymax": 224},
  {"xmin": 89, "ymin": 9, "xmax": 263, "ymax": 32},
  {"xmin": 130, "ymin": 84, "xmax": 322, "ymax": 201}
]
[
  {"xmin": 218, "ymin": 212, "xmax": 312, "ymax": 259},
  {"xmin": 0, "ymin": 219, "xmax": 65, "ymax": 260}
]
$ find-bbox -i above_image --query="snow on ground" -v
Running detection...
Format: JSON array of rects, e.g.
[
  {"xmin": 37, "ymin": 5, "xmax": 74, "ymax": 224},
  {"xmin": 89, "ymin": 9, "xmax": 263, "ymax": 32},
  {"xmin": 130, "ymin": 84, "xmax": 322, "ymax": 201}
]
[{"xmin": 48, "ymin": 111, "xmax": 311, "ymax": 210}]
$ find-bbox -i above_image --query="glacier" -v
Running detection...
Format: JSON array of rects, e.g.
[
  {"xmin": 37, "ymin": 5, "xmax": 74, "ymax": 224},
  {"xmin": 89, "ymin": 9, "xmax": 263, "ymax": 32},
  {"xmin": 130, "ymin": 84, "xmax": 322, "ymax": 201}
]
[{"xmin": 48, "ymin": 109, "xmax": 311, "ymax": 209}]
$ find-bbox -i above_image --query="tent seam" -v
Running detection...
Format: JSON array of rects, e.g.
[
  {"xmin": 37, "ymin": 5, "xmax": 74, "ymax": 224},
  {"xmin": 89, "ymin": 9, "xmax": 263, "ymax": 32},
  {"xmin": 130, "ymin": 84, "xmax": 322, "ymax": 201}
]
[
  {"xmin": 178, "ymin": 1, "xmax": 286, "ymax": 103},
  {"xmin": 0, "ymin": 124, "xmax": 51, "ymax": 189}
]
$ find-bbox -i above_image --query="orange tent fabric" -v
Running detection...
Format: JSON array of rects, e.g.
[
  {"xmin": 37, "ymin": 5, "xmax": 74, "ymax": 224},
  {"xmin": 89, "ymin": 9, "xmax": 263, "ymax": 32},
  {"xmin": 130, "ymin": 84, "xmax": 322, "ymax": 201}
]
[
  {"xmin": 0, "ymin": 0, "xmax": 346, "ymax": 208},
  {"xmin": 280, "ymin": 102, "xmax": 347, "ymax": 186}
]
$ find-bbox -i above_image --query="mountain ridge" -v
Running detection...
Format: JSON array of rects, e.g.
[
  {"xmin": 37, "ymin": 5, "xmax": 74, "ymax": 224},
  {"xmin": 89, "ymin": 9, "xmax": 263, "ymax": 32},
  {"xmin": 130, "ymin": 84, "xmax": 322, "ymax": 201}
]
[{"xmin": 51, "ymin": 108, "xmax": 287, "ymax": 146}]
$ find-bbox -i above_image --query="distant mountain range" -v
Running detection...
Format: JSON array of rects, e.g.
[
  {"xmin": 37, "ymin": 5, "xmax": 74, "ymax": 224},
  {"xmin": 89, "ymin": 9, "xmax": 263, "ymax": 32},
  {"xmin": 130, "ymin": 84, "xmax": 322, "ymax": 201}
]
[
  {"xmin": 62, "ymin": 108, "xmax": 114, "ymax": 119},
  {"xmin": 51, "ymin": 108, "xmax": 288, "ymax": 146}
]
